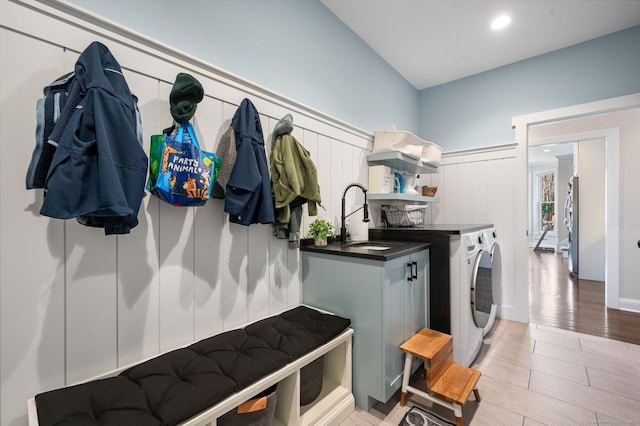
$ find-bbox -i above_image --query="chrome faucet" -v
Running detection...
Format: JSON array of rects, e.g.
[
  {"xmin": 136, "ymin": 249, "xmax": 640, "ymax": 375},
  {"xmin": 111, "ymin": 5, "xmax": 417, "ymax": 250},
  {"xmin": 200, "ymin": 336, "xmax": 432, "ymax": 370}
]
[{"xmin": 341, "ymin": 183, "xmax": 370, "ymax": 244}]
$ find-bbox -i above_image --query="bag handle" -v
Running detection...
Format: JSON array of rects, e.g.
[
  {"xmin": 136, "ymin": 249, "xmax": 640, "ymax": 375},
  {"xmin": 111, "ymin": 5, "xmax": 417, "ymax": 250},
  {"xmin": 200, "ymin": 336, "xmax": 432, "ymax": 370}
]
[{"xmin": 175, "ymin": 122, "xmax": 201, "ymax": 149}]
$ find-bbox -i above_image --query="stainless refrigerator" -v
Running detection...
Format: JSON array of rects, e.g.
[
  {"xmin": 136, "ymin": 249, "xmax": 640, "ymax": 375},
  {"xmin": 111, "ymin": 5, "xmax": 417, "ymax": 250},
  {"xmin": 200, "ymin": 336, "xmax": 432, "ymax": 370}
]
[{"xmin": 564, "ymin": 176, "xmax": 579, "ymax": 277}]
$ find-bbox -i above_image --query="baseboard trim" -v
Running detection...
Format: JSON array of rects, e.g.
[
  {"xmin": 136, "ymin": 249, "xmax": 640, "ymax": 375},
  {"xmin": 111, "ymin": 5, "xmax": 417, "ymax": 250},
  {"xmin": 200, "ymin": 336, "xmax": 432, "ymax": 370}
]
[
  {"xmin": 497, "ymin": 305, "xmax": 525, "ymax": 323},
  {"xmin": 618, "ymin": 298, "xmax": 640, "ymax": 314}
]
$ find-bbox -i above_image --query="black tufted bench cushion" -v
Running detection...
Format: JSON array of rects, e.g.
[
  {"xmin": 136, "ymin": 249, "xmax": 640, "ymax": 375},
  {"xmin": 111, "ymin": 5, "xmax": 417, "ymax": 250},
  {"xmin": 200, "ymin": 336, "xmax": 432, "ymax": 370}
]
[{"xmin": 34, "ymin": 305, "xmax": 351, "ymax": 426}]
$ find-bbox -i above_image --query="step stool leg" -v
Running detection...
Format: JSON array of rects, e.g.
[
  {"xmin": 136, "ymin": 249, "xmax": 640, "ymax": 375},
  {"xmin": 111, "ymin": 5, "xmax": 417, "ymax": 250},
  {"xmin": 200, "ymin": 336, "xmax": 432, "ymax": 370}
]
[
  {"xmin": 473, "ymin": 388, "xmax": 481, "ymax": 402},
  {"xmin": 454, "ymin": 403, "xmax": 463, "ymax": 426},
  {"xmin": 400, "ymin": 353, "xmax": 414, "ymax": 406}
]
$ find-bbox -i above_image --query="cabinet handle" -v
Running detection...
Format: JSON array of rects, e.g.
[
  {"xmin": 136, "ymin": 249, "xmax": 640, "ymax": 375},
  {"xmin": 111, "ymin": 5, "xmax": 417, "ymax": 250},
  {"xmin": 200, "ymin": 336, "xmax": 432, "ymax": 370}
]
[
  {"xmin": 407, "ymin": 263, "xmax": 413, "ymax": 281},
  {"xmin": 412, "ymin": 261, "xmax": 418, "ymax": 280}
]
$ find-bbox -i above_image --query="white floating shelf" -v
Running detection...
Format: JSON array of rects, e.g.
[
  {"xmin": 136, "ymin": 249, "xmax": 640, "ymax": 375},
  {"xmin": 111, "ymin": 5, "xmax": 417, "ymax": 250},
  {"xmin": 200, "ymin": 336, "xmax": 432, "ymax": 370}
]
[
  {"xmin": 368, "ymin": 193, "xmax": 439, "ymax": 203},
  {"xmin": 366, "ymin": 151, "xmax": 439, "ymax": 174}
]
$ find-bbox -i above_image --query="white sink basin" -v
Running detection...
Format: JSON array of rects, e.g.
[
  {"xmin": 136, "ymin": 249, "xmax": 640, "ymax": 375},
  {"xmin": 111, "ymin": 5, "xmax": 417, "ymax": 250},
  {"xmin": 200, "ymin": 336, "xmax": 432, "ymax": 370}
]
[{"xmin": 347, "ymin": 242, "xmax": 392, "ymax": 250}]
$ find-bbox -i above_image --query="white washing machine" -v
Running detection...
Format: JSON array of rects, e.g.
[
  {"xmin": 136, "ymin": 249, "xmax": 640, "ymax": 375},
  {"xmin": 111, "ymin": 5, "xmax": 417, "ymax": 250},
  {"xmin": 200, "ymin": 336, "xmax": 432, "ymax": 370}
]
[
  {"xmin": 451, "ymin": 231, "xmax": 484, "ymax": 367},
  {"xmin": 477, "ymin": 228, "xmax": 502, "ymax": 336}
]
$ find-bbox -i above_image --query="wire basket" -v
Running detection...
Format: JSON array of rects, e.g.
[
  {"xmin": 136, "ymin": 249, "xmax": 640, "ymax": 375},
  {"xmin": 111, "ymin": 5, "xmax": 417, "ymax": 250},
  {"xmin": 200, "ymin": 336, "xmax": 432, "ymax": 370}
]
[{"xmin": 382, "ymin": 205, "xmax": 427, "ymax": 227}]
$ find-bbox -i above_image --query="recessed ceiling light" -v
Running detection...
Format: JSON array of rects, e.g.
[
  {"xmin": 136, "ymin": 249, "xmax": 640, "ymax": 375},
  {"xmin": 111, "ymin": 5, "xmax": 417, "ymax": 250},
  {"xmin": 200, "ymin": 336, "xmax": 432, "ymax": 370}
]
[{"xmin": 491, "ymin": 15, "xmax": 511, "ymax": 30}]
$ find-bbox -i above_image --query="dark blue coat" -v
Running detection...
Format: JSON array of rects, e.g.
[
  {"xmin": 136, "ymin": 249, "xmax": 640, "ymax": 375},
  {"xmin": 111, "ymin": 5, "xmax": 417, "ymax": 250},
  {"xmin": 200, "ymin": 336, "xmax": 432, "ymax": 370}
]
[
  {"xmin": 224, "ymin": 99, "xmax": 275, "ymax": 225},
  {"xmin": 40, "ymin": 42, "xmax": 148, "ymax": 235}
]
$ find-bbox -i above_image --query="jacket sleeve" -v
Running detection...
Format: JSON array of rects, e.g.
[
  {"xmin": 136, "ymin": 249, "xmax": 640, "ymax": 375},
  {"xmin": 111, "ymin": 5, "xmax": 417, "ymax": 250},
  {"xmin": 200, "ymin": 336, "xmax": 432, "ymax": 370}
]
[{"xmin": 224, "ymin": 137, "xmax": 262, "ymax": 218}]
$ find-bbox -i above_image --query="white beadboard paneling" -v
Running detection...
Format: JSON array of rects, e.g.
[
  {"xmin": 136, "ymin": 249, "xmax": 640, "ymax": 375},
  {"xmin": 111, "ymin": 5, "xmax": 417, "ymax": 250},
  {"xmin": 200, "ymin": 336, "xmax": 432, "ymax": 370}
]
[
  {"xmin": 157, "ymin": 81, "xmax": 196, "ymax": 352},
  {"xmin": 342, "ymin": 144, "xmax": 355, "ymax": 217},
  {"xmin": 438, "ymin": 150, "xmax": 518, "ymax": 317},
  {"xmin": 355, "ymin": 146, "xmax": 369, "ymax": 188},
  {"xmin": 158, "ymin": 202, "xmax": 196, "ymax": 352},
  {"xmin": 317, "ymin": 134, "xmax": 332, "ymax": 223},
  {"xmin": 269, "ymin": 239, "xmax": 290, "ymax": 314},
  {"xmin": 458, "ymin": 162, "xmax": 474, "ymax": 224},
  {"xmin": 192, "ymin": 98, "xmax": 225, "ymax": 153},
  {"xmin": 442, "ymin": 164, "xmax": 460, "ymax": 224},
  {"xmin": 0, "ymin": 31, "xmax": 66, "ymax": 426},
  {"xmin": 471, "ymin": 160, "xmax": 490, "ymax": 224},
  {"xmin": 116, "ymin": 70, "xmax": 161, "ymax": 366},
  {"xmin": 486, "ymin": 159, "xmax": 505, "ymax": 234},
  {"xmin": 220, "ymin": 215, "xmax": 249, "ymax": 330},
  {"xmin": 65, "ymin": 222, "xmax": 118, "ymax": 384},
  {"xmin": 193, "ymin": 97, "xmax": 225, "ymax": 341},
  {"xmin": 330, "ymin": 138, "xmax": 345, "ymax": 228},
  {"xmin": 247, "ymin": 223, "xmax": 272, "ymax": 322},
  {"xmin": 303, "ymin": 129, "xmax": 319, "ymax": 160},
  {"xmin": 287, "ymin": 245, "xmax": 302, "ymax": 309},
  {"xmin": 291, "ymin": 124, "xmax": 304, "ymax": 146},
  {"xmin": 193, "ymin": 200, "xmax": 225, "ymax": 340}
]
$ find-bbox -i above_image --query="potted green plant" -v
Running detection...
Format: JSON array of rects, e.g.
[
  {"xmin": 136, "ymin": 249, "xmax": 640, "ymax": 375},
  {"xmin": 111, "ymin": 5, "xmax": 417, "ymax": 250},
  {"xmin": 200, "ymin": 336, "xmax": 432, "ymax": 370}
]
[{"xmin": 308, "ymin": 219, "xmax": 333, "ymax": 247}]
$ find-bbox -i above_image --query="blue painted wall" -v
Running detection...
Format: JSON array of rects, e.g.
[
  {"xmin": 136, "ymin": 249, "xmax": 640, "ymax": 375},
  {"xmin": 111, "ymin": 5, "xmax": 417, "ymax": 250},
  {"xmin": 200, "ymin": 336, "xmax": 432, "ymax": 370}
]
[
  {"xmin": 65, "ymin": 1, "xmax": 640, "ymax": 150},
  {"xmin": 418, "ymin": 25, "xmax": 640, "ymax": 151},
  {"xmin": 66, "ymin": 0, "xmax": 419, "ymax": 134}
]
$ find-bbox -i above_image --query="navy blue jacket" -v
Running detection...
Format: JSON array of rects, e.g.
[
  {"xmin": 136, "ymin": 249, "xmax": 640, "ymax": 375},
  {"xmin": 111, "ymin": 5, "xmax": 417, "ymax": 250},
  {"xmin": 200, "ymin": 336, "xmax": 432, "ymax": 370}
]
[
  {"xmin": 224, "ymin": 99, "xmax": 275, "ymax": 225},
  {"xmin": 40, "ymin": 42, "xmax": 148, "ymax": 235}
]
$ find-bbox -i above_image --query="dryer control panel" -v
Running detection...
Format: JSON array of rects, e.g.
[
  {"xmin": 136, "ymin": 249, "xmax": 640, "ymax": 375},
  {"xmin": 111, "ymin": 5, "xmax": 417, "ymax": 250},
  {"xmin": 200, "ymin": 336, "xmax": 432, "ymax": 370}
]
[{"xmin": 463, "ymin": 232, "xmax": 483, "ymax": 255}]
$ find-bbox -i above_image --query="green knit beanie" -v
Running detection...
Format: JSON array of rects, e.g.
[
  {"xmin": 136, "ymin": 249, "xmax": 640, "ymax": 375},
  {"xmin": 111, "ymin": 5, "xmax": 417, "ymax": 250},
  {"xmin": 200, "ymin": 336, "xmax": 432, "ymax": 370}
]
[{"xmin": 170, "ymin": 73, "xmax": 204, "ymax": 123}]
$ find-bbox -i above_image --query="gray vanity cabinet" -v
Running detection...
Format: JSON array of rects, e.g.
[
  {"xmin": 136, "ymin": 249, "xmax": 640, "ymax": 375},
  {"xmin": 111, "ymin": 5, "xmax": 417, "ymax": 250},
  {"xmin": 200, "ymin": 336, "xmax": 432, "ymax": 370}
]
[{"xmin": 301, "ymin": 248, "xmax": 428, "ymax": 411}]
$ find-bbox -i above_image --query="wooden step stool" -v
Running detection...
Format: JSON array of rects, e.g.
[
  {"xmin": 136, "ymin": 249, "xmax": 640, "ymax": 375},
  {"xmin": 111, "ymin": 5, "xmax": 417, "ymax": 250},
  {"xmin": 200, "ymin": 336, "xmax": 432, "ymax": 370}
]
[{"xmin": 400, "ymin": 328, "xmax": 481, "ymax": 426}]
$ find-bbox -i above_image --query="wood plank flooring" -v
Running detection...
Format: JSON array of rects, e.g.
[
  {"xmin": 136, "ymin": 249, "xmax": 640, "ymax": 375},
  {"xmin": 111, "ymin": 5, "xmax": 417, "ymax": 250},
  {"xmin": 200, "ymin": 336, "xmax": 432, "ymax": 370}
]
[{"xmin": 529, "ymin": 249, "xmax": 640, "ymax": 345}]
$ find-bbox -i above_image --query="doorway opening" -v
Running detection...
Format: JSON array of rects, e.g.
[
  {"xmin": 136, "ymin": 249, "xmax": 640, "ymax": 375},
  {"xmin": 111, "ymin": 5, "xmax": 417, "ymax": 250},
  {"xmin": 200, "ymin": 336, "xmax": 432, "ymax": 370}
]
[
  {"xmin": 527, "ymin": 126, "xmax": 620, "ymax": 309},
  {"xmin": 527, "ymin": 135, "xmax": 607, "ymax": 334},
  {"xmin": 512, "ymin": 94, "xmax": 640, "ymax": 324}
]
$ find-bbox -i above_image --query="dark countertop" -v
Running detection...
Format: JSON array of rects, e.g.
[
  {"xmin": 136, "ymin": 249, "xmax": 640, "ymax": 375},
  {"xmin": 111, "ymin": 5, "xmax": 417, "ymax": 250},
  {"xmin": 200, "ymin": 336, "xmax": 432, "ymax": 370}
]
[
  {"xmin": 371, "ymin": 224, "xmax": 494, "ymax": 235},
  {"xmin": 300, "ymin": 240, "xmax": 430, "ymax": 261}
]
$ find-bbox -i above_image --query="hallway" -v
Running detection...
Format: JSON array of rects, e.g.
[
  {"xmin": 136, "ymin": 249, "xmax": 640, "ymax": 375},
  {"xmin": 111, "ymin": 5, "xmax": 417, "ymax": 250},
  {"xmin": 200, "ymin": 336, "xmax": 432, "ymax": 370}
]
[{"xmin": 529, "ymin": 250, "xmax": 640, "ymax": 345}]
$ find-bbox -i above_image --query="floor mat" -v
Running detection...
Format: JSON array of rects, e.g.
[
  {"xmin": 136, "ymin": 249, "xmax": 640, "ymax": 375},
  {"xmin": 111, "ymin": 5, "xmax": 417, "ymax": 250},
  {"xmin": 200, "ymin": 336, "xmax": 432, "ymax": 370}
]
[{"xmin": 398, "ymin": 405, "xmax": 455, "ymax": 426}]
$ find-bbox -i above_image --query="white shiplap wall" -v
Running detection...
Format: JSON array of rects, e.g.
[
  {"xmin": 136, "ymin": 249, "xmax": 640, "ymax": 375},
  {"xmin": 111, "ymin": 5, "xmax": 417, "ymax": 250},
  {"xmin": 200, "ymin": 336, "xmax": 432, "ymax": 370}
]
[
  {"xmin": 0, "ymin": 1, "xmax": 372, "ymax": 425},
  {"xmin": 422, "ymin": 145, "xmax": 519, "ymax": 319}
]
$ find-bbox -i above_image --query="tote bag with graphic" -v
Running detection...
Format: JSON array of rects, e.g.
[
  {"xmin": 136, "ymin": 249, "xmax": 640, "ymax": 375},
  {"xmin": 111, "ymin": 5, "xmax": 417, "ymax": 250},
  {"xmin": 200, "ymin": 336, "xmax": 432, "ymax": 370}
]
[{"xmin": 146, "ymin": 122, "xmax": 221, "ymax": 207}]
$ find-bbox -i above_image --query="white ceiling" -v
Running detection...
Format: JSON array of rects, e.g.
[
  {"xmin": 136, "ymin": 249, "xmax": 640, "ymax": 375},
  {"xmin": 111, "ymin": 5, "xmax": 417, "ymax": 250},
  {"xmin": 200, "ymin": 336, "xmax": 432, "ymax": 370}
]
[
  {"xmin": 320, "ymin": 0, "xmax": 640, "ymax": 90},
  {"xmin": 529, "ymin": 142, "xmax": 575, "ymax": 165}
]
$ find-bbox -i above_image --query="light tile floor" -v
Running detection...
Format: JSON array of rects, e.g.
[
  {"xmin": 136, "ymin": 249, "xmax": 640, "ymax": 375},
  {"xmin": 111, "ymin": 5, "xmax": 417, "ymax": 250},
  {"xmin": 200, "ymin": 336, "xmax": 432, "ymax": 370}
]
[{"xmin": 341, "ymin": 319, "xmax": 640, "ymax": 425}]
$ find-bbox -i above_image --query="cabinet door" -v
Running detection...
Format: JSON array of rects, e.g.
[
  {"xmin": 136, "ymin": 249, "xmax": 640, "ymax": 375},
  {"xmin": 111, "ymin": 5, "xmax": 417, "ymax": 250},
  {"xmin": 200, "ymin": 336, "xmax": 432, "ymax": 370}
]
[
  {"xmin": 407, "ymin": 249, "xmax": 429, "ymax": 338},
  {"xmin": 382, "ymin": 254, "xmax": 412, "ymax": 401}
]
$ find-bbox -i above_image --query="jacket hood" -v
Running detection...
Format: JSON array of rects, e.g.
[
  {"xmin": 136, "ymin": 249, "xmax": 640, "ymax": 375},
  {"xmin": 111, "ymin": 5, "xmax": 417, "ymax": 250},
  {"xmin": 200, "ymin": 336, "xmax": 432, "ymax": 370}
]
[
  {"xmin": 232, "ymin": 98, "xmax": 264, "ymax": 146},
  {"xmin": 75, "ymin": 41, "xmax": 135, "ymax": 113},
  {"xmin": 271, "ymin": 113, "xmax": 294, "ymax": 147}
]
